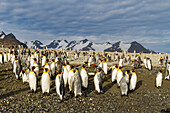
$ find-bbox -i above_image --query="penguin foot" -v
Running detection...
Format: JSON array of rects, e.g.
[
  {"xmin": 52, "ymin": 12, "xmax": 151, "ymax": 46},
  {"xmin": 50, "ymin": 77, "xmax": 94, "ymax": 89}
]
[
  {"xmin": 100, "ymin": 90, "xmax": 104, "ymax": 94},
  {"xmin": 58, "ymin": 99, "xmax": 63, "ymax": 103},
  {"xmin": 47, "ymin": 93, "xmax": 50, "ymax": 96}
]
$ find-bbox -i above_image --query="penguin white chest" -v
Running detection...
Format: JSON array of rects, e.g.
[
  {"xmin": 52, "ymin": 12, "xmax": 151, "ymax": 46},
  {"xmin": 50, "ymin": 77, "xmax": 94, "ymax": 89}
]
[
  {"xmin": 103, "ymin": 63, "xmax": 107, "ymax": 74},
  {"xmin": 41, "ymin": 73, "xmax": 50, "ymax": 93}
]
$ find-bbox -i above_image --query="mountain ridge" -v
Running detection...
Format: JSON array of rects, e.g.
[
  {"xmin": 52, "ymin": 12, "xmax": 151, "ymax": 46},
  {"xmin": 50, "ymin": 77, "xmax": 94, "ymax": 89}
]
[{"xmin": 24, "ymin": 39, "xmax": 153, "ymax": 53}]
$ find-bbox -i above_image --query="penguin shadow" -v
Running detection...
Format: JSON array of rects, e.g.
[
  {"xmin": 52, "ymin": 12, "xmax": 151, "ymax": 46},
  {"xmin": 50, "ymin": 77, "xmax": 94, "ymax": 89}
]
[
  {"xmin": 0, "ymin": 87, "xmax": 30, "ymax": 99},
  {"xmin": 103, "ymin": 82, "xmax": 114, "ymax": 93},
  {"xmin": 129, "ymin": 80, "xmax": 142, "ymax": 93},
  {"xmin": 161, "ymin": 108, "xmax": 170, "ymax": 113},
  {"xmin": 0, "ymin": 73, "xmax": 9, "ymax": 77},
  {"xmin": 0, "ymin": 77, "xmax": 9, "ymax": 81},
  {"xmin": 103, "ymin": 74, "xmax": 111, "ymax": 82}
]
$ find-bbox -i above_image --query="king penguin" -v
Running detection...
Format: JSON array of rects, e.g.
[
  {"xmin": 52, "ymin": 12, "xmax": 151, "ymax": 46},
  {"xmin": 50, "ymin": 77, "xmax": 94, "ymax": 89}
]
[
  {"xmin": 103, "ymin": 58, "xmax": 108, "ymax": 75},
  {"xmin": 112, "ymin": 65, "xmax": 118, "ymax": 82},
  {"xmin": 68, "ymin": 66, "xmax": 74, "ymax": 93},
  {"xmin": 80, "ymin": 64, "xmax": 88, "ymax": 89},
  {"xmin": 41, "ymin": 68, "xmax": 51, "ymax": 95},
  {"xmin": 63, "ymin": 64, "xmax": 69, "ymax": 87},
  {"xmin": 0, "ymin": 52, "xmax": 4, "ymax": 64},
  {"xmin": 4, "ymin": 52, "xmax": 8, "ymax": 63},
  {"xmin": 156, "ymin": 70, "xmax": 163, "ymax": 87},
  {"xmin": 42, "ymin": 54, "xmax": 46, "ymax": 67},
  {"xmin": 94, "ymin": 68, "xmax": 103, "ymax": 94},
  {"xmin": 28, "ymin": 66, "xmax": 37, "ymax": 93},
  {"xmin": 21, "ymin": 68, "xmax": 29, "ymax": 84},
  {"xmin": 74, "ymin": 68, "xmax": 82, "ymax": 97},
  {"xmin": 55, "ymin": 71, "xmax": 65, "ymax": 101},
  {"xmin": 130, "ymin": 70, "xmax": 137, "ymax": 91},
  {"xmin": 50, "ymin": 59, "xmax": 56, "ymax": 79},
  {"xmin": 165, "ymin": 62, "xmax": 170, "ymax": 80},
  {"xmin": 117, "ymin": 67, "xmax": 123, "ymax": 87}
]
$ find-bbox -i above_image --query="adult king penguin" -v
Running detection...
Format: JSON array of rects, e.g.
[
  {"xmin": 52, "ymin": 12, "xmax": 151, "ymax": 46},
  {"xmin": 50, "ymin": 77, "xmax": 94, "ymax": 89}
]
[
  {"xmin": 68, "ymin": 66, "xmax": 75, "ymax": 93},
  {"xmin": 50, "ymin": 59, "xmax": 56, "ymax": 79},
  {"xmin": 28, "ymin": 66, "xmax": 37, "ymax": 93},
  {"xmin": 0, "ymin": 52, "xmax": 4, "ymax": 64},
  {"xmin": 130, "ymin": 70, "xmax": 137, "ymax": 91},
  {"xmin": 42, "ymin": 54, "xmax": 46, "ymax": 67},
  {"xmin": 55, "ymin": 71, "xmax": 65, "ymax": 101},
  {"xmin": 117, "ymin": 67, "xmax": 123, "ymax": 87},
  {"xmin": 63, "ymin": 64, "xmax": 69, "ymax": 87},
  {"xmin": 156, "ymin": 70, "xmax": 163, "ymax": 87},
  {"xmin": 74, "ymin": 68, "xmax": 82, "ymax": 97},
  {"xmin": 112, "ymin": 65, "xmax": 118, "ymax": 82},
  {"xmin": 80, "ymin": 64, "xmax": 88, "ymax": 89},
  {"xmin": 94, "ymin": 68, "xmax": 103, "ymax": 94},
  {"xmin": 41, "ymin": 68, "xmax": 51, "ymax": 95},
  {"xmin": 103, "ymin": 58, "xmax": 108, "ymax": 75}
]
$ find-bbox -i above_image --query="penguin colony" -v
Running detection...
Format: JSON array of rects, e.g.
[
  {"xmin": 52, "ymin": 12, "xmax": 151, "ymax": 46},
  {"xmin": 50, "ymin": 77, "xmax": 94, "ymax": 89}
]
[{"xmin": 0, "ymin": 46, "xmax": 169, "ymax": 101}]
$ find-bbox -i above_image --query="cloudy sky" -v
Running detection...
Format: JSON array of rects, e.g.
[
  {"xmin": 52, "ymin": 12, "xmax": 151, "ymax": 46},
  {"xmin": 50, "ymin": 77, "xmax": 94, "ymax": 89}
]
[{"xmin": 0, "ymin": 0, "xmax": 170, "ymax": 52}]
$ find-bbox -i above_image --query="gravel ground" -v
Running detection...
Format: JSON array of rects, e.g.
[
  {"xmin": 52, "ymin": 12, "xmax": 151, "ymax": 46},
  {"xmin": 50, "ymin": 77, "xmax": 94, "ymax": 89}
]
[{"xmin": 0, "ymin": 60, "xmax": 170, "ymax": 112}]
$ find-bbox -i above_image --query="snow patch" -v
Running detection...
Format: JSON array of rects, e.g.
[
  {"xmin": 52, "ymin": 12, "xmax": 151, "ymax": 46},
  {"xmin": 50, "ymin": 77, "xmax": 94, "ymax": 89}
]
[
  {"xmin": 92, "ymin": 42, "xmax": 112, "ymax": 51},
  {"xmin": 119, "ymin": 42, "xmax": 131, "ymax": 52}
]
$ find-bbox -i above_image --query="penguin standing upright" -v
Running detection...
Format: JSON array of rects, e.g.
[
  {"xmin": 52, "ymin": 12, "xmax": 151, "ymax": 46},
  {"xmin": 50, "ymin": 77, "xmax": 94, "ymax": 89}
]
[
  {"xmin": 28, "ymin": 66, "xmax": 37, "ymax": 92},
  {"xmin": 94, "ymin": 68, "xmax": 103, "ymax": 93},
  {"xmin": 74, "ymin": 68, "xmax": 82, "ymax": 97},
  {"xmin": 42, "ymin": 54, "xmax": 46, "ymax": 67},
  {"xmin": 156, "ymin": 70, "xmax": 163, "ymax": 87},
  {"xmin": 119, "ymin": 57, "xmax": 123, "ymax": 67},
  {"xmin": 112, "ymin": 65, "xmax": 118, "ymax": 82},
  {"xmin": 41, "ymin": 68, "xmax": 51, "ymax": 94},
  {"xmin": 120, "ymin": 70, "xmax": 129, "ymax": 96},
  {"xmin": 32, "ymin": 58, "xmax": 39, "ymax": 77},
  {"xmin": 143, "ymin": 57, "xmax": 148, "ymax": 69},
  {"xmin": 0, "ymin": 52, "xmax": 4, "ymax": 64},
  {"xmin": 63, "ymin": 64, "xmax": 69, "ymax": 87},
  {"xmin": 55, "ymin": 71, "xmax": 65, "ymax": 100},
  {"xmin": 16, "ymin": 58, "xmax": 22, "ymax": 80},
  {"xmin": 147, "ymin": 58, "xmax": 152, "ymax": 70},
  {"xmin": 44, "ymin": 59, "xmax": 51, "ymax": 76},
  {"xmin": 98, "ymin": 59, "xmax": 103, "ymax": 68},
  {"xmin": 7, "ymin": 52, "xmax": 11, "ymax": 62},
  {"xmin": 80, "ymin": 64, "xmax": 88, "ymax": 89},
  {"xmin": 30, "ymin": 53, "xmax": 35, "ymax": 66},
  {"xmin": 68, "ymin": 66, "xmax": 74, "ymax": 93},
  {"xmin": 165, "ymin": 62, "xmax": 170, "ymax": 80},
  {"xmin": 130, "ymin": 70, "xmax": 137, "ymax": 91},
  {"xmin": 21, "ymin": 68, "xmax": 29, "ymax": 83},
  {"xmin": 88, "ymin": 55, "xmax": 92, "ymax": 67},
  {"xmin": 117, "ymin": 67, "xmax": 123, "ymax": 87},
  {"xmin": 103, "ymin": 59, "xmax": 107, "ymax": 75},
  {"xmin": 50, "ymin": 59, "xmax": 56, "ymax": 79},
  {"xmin": 4, "ymin": 52, "xmax": 8, "ymax": 63}
]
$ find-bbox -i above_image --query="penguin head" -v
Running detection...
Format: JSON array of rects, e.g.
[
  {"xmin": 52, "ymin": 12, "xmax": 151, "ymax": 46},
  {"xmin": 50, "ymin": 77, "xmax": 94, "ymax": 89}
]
[
  {"xmin": 44, "ymin": 68, "xmax": 49, "ymax": 72},
  {"xmin": 33, "ymin": 58, "xmax": 37, "ymax": 61},
  {"xmin": 22, "ymin": 69, "xmax": 25, "ymax": 73},
  {"xmin": 31, "ymin": 66, "xmax": 36, "ymax": 71},
  {"xmin": 52, "ymin": 59, "xmax": 55, "ymax": 62},
  {"xmin": 159, "ymin": 70, "xmax": 163, "ymax": 74}
]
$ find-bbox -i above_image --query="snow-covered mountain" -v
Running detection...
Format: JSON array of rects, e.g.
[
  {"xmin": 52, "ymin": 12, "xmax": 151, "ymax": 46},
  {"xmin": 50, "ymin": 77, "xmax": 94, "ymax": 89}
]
[
  {"xmin": 0, "ymin": 32, "xmax": 6, "ymax": 39},
  {"xmin": 24, "ymin": 39, "xmax": 153, "ymax": 53},
  {"xmin": 24, "ymin": 40, "xmax": 44, "ymax": 49}
]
